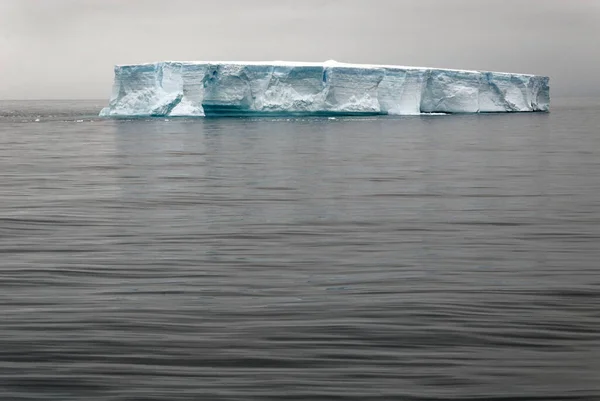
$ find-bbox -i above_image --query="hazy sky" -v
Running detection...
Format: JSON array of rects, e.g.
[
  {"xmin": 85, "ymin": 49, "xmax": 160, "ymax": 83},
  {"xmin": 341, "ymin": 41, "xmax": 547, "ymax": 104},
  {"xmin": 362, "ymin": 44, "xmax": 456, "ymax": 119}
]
[{"xmin": 1, "ymin": 0, "xmax": 598, "ymax": 99}]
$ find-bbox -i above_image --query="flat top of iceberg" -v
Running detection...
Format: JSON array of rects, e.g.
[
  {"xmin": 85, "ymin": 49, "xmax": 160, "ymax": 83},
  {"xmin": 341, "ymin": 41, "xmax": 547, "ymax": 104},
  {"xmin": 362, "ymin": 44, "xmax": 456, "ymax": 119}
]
[{"xmin": 115, "ymin": 60, "xmax": 540, "ymax": 77}]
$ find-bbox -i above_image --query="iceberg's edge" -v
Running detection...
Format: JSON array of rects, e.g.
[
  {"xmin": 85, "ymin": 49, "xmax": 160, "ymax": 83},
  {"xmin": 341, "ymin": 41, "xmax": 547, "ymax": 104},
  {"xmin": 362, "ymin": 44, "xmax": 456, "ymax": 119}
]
[{"xmin": 100, "ymin": 61, "xmax": 550, "ymax": 117}]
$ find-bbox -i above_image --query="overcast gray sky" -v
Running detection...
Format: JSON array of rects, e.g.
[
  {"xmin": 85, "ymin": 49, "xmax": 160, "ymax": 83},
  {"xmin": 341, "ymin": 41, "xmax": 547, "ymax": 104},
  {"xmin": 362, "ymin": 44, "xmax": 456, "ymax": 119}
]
[{"xmin": 1, "ymin": 0, "xmax": 598, "ymax": 99}]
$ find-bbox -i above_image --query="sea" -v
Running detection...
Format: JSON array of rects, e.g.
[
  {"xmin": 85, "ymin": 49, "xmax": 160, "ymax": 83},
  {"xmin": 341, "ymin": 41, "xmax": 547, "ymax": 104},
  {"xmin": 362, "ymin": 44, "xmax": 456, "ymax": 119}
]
[{"xmin": 0, "ymin": 98, "xmax": 599, "ymax": 400}]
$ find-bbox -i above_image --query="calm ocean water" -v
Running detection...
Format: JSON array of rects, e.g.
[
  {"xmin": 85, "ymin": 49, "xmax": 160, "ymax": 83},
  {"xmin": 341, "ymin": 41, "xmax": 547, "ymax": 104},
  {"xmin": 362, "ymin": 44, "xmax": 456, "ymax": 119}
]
[{"xmin": 1, "ymin": 99, "xmax": 599, "ymax": 400}]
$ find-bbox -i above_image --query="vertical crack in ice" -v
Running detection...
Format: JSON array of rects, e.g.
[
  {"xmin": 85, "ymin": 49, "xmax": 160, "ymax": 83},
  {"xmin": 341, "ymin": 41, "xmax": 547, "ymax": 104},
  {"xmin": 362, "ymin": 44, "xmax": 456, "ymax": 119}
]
[{"xmin": 156, "ymin": 63, "xmax": 164, "ymax": 89}]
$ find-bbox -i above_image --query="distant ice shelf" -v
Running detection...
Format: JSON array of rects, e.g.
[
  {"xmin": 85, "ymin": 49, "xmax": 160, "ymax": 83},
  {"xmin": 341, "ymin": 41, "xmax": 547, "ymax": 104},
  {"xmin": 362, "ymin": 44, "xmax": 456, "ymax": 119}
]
[{"xmin": 99, "ymin": 60, "xmax": 549, "ymax": 117}]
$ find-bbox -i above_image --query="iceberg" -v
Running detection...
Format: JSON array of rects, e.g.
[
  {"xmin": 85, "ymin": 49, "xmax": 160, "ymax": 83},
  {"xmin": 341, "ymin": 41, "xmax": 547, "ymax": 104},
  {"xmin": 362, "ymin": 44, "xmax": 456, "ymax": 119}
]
[{"xmin": 99, "ymin": 60, "xmax": 549, "ymax": 117}]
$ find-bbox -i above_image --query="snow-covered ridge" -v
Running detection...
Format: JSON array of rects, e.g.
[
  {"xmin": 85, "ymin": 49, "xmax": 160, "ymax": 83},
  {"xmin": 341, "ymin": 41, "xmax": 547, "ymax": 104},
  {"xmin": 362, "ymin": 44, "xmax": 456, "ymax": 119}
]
[{"xmin": 99, "ymin": 60, "xmax": 550, "ymax": 117}]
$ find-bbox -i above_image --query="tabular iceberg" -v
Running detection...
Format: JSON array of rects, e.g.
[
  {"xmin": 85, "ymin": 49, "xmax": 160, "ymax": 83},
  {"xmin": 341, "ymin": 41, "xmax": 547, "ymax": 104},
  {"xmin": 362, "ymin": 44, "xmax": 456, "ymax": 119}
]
[{"xmin": 99, "ymin": 60, "xmax": 549, "ymax": 117}]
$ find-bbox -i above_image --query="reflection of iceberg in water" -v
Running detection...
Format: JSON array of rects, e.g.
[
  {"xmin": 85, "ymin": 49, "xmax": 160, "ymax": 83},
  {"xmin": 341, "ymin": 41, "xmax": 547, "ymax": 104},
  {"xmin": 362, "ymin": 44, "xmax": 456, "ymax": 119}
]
[
  {"xmin": 100, "ymin": 60, "xmax": 550, "ymax": 117},
  {"xmin": 109, "ymin": 119, "xmax": 354, "ymax": 266},
  {"xmin": 111, "ymin": 119, "xmax": 357, "ymax": 227}
]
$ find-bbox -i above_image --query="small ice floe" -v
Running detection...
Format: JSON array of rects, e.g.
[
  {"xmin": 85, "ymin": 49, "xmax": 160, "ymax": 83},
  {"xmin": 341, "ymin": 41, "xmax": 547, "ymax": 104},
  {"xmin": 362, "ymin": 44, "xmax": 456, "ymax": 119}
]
[
  {"xmin": 34, "ymin": 118, "xmax": 40, "ymax": 122},
  {"xmin": 164, "ymin": 119, "xmax": 170, "ymax": 122},
  {"xmin": 326, "ymin": 286, "xmax": 351, "ymax": 291},
  {"xmin": 76, "ymin": 120, "xmax": 84, "ymax": 123},
  {"xmin": 328, "ymin": 117, "xmax": 337, "ymax": 120}
]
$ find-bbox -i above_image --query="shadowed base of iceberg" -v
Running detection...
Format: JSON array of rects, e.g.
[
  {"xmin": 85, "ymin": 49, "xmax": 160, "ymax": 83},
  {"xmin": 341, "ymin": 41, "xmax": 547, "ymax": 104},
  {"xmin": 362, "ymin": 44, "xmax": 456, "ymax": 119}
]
[
  {"xmin": 99, "ymin": 61, "xmax": 550, "ymax": 117},
  {"xmin": 201, "ymin": 105, "xmax": 385, "ymax": 117}
]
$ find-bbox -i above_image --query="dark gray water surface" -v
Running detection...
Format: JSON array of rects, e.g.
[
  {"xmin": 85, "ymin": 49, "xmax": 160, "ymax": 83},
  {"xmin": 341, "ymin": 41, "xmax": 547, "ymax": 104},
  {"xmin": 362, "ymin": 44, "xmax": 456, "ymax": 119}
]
[{"xmin": 1, "ymin": 99, "xmax": 599, "ymax": 400}]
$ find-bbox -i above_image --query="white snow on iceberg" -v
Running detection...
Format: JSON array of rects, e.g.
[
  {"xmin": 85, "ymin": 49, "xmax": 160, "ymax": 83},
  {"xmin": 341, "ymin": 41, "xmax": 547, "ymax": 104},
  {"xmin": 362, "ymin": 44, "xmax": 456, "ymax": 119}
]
[{"xmin": 99, "ymin": 60, "xmax": 549, "ymax": 117}]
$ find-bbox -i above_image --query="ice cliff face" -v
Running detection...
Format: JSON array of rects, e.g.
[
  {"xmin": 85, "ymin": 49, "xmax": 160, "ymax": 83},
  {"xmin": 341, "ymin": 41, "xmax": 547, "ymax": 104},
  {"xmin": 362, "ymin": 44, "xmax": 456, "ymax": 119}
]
[{"xmin": 99, "ymin": 61, "xmax": 549, "ymax": 117}]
